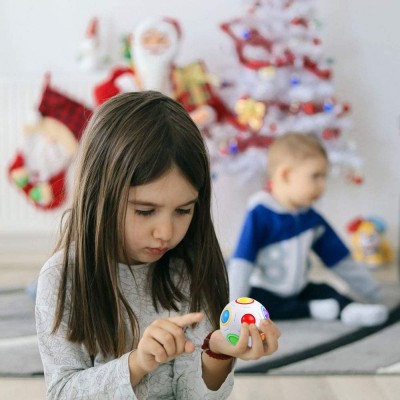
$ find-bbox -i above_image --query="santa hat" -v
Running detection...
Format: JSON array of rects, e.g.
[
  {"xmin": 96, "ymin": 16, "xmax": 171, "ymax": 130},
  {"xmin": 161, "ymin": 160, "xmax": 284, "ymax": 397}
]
[
  {"xmin": 38, "ymin": 75, "xmax": 93, "ymax": 141},
  {"xmin": 86, "ymin": 17, "xmax": 98, "ymax": 39},
  {"xmin": 93, "ymin": 67, "xmax": 135, "ymax": 106}
]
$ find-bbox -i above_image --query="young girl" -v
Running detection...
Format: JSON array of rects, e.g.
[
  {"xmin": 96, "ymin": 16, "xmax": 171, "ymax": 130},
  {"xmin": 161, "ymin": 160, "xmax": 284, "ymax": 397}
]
[{"xmin": 36, "ymin": 91, "xmax": 280, "ymax": 399}]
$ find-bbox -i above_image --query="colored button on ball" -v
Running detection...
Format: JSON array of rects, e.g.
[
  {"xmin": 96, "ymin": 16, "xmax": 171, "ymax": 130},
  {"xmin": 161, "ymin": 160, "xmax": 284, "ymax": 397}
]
[
  {"xmin": 221, "ymin": 309, "xmax": 230, "ymax": 323},
  {"xmin": 227, "ymin": 333, "xmax": 240, "ymax": 345},
  {"xmin": 241, "ymin": 313, "xmax": 256, "ymax": 325}
]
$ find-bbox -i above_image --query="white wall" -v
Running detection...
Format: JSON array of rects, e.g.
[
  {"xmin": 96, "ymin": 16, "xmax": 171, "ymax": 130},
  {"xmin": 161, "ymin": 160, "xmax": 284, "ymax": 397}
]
[
  {"xmin": 314, "ymin": 0, "xmax": 400, "ymax": 258},
  {"xmin": 1, "ymin": 0, "xmax": 399, "ymax": 259}
]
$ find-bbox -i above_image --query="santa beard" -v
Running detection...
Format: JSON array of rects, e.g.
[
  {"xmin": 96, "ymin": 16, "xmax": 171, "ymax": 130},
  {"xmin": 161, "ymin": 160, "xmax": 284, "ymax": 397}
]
[
  {"xmin": 133, "ymin": 34, "xmax": 178, "ymax": 96},
  {"xmin": 22, "ymin": 132, "xmax": 72, "ymax": 183}
]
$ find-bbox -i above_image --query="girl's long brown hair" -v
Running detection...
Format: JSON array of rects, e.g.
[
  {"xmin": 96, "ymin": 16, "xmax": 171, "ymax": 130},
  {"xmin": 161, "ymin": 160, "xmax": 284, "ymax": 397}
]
[{"xmin": 52, "ymin": 91, "xmax": 229, "ymax": 357}]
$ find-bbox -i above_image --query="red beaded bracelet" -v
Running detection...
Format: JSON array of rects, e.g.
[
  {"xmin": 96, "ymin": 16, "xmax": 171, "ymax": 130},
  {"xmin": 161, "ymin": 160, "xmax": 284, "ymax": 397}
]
[{"xmin": 201, "ymin": 331, "xmax": 233, "ymax": 360}]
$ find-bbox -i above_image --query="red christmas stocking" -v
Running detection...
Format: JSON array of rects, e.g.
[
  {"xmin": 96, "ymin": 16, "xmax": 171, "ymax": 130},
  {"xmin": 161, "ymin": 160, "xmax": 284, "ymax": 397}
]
[{"xmin": 7, "ymin": 76, "xmax": 93, "ymax": 210}]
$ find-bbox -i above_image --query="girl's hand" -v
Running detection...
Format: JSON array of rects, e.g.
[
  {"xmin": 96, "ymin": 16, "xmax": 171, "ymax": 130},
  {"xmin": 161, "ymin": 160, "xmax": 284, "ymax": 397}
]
[
  {"xmin": 133, "ymin": 312, "xmax": 204, "ymax": 374},
  {"xmin": 209, "ymin": 319, "xmax": 281, "ymax": 361}
]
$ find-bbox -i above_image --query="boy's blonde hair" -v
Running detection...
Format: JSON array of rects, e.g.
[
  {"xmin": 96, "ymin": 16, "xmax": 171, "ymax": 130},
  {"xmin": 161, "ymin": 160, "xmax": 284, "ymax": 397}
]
[{"xmin": 267, "ymin": 132, "xmax": 328, "ymax": 178}]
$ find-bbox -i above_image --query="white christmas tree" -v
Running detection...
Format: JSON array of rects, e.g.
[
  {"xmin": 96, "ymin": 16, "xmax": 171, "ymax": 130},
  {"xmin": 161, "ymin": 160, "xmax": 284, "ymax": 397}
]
[{"xmin": 208, "ymin": 0, "xmax": 363, "ymax": 184}]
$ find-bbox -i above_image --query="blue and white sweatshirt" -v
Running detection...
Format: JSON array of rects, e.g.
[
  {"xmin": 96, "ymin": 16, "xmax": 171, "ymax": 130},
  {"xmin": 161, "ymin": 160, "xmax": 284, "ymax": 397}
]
[{"xmin": 228, "ymin": 191, "xmax": 382, "ymax": 302}]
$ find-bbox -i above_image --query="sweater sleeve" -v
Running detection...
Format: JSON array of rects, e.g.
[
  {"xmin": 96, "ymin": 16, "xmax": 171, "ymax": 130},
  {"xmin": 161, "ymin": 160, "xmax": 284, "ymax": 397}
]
[
  {"xmin": 331, "ymin": 256, "xmax": 384, "ymax": 303},
  {"xmin": 228, "ymin": 205, "xmax": 270, "ymax": 301},
  {"xmin": 311, "ymin": 213, "xmax": 350, "ymax": 267},
  {"xmin": 228, "ymin": 258, "xmax": 254, "ymax": 301},
  {"xmin": 35, "ymin": 261, "xmax": 136, "ymax": 399},
  {"xmin": 310, "ymin": 214, "xmax": 384, "ymax": 302},
  {"xmin": 172, "ymin": 317, "xmax": 235, "ymax": 399}
]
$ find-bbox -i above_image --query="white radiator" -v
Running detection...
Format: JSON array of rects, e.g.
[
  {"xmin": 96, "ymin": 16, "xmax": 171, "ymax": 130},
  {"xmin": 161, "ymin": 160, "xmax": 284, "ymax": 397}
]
[{"xmin": 0, "ymin": 74, "xmax": 99, "ymax": 253}]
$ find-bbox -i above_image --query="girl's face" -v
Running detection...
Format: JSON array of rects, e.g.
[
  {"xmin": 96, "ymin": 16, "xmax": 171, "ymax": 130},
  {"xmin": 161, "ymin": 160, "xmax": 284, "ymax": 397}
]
[
  {"xmin": 123, "ymin": 166, "xmax": 198, "ymax": 265},
  {"xmin": 285, "ymin": 156, "xmax": 328, "ymax": 210}
]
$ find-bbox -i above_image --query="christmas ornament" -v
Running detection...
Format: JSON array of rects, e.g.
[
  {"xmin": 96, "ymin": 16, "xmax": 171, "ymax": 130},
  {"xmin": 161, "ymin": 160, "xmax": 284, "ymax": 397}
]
[
  {"xmin": 77, "ymin": 17, "xmax": 102, "ymax": 71},
  {"xmin": 235, "ymin": 98, "xmax": 266, "ymax": 131}
]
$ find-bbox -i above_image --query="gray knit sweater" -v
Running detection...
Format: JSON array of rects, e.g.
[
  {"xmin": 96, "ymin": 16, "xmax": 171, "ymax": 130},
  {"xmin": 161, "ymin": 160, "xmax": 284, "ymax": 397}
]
[{"xmin": 36, "ymin": 251, "xmax": 234, "ymax": 399}]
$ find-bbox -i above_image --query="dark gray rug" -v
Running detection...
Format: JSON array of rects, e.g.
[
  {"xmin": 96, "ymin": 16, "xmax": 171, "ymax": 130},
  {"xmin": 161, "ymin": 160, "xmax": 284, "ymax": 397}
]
[
  {"xmin": 235, "ymin": 283, "xmax": 400, "ymax": 374},
  {"xmin": 268, "ymin": 320, "xmax": 400, "ymax": 375},
  {"xmin": 0, "ymin": 287, "xmax": 42, "ymax": 376},
  {"xmin": 1, "ymin": 283, "xmax": 399, "ymax": 377}
]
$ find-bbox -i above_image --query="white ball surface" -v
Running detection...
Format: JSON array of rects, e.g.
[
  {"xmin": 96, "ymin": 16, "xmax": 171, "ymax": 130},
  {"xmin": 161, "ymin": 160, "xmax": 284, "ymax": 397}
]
[{"xmin": 220, "ymin": 297, "xmax": 269, "ymax": 346}]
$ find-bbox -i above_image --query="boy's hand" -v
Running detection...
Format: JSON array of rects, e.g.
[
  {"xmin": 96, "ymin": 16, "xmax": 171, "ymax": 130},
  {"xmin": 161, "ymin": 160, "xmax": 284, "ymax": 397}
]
[
  {"xmin": 209, "ymin": 319, "xmax": 281, "ymax": 360},
  {"xmin": 134, "ymin": 312, "xmax": 204, "ymax": 373}
]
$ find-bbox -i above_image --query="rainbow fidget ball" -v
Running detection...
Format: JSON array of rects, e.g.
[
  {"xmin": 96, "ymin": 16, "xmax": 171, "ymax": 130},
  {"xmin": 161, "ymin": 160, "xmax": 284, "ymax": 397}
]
[{"xmin": 220, "ymin": 297, "xmax": 269, "ymax": 346}]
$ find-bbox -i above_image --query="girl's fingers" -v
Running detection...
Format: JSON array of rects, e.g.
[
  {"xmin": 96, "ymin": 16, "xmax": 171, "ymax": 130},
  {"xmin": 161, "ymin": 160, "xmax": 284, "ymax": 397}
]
[
  {"xmin": 248, "ymin": 324, "xmax": 264, "ymax": 356},
  {"xmin": 152, "ymin": 322, "xmax": 186, "ymax": 355},
  {"xmin": 184, "ymin": 340, "xmax": 196, "ymax": 354},
  {"xmin": 260, "ymin": 319, "xmax": 280, "ymax": 355},
  {"xmin": 234, "ymin": 319, "xmax": 281, "ymax": 360},
  {"xmin": 149, "ymin": 327, "xmax": 179, "ymax": 360},
  {"xmin": 143, "ymin": 313, "xmax": 203, "ymax": 361},
  {"xmin": 231, "ymin": 323, "xmax": 265, "ymax": 360},
  {"xmin": 233, "ymin": 323, "xmax": 251, "ymax": 354},
  {"xmin": 168, "ymin": 312, "xmax": 204, "ymax": 328}
]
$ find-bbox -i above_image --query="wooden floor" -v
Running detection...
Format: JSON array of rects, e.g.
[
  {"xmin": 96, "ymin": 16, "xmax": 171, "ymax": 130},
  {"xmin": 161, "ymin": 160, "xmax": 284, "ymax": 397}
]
[
  {"xmin": 1, "ymin": 375, "xmax": 400, "ymax": 400},
  {"xmin": 230, "ymin": 375, "xmax": 400, "ymax": 400},
  {"xmin": 1, "ymin": 254, "xmax": 399, "ymax": 399}
]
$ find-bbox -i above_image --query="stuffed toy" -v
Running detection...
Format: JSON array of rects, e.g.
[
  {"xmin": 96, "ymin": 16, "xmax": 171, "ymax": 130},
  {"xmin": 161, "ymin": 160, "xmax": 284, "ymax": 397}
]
[
  {"xmin": 347, "ymin": 216, "xmax": 394, "ymax": 267},
  {"xmin": 93, "ymin": 17, "xmax": 234, "ymax": 129},
  {"xmin": 93, "ymin": 17, "xmax": 181, "ymax": 105},
  {"xmin": 7, "ymin": 75, "xmax": 93, "ymax": 210}
]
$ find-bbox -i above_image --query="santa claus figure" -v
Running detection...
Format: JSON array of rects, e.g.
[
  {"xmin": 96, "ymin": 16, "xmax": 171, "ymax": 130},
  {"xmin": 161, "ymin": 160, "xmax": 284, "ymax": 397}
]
[
  {"xmin": 132, "ymin": 16, "xmax": 181, "ymax": 96},
  {"xmin": 93, "ymin": 17, "xmax": 232, "ymax": 128},
  {"xmin": 77, "ymin": 17, "xmax": 101, "ymax": 72},
  {"xmin": 8, "ymin": 78, "xmax": 93, "ymax": 210}
]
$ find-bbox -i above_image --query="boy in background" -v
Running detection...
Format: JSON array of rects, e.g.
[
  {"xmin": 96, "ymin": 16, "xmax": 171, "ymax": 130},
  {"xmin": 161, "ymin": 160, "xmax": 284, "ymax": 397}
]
[{"xmin": 228, "ymin": 133, "xmax": 388, "ymax": 326}]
